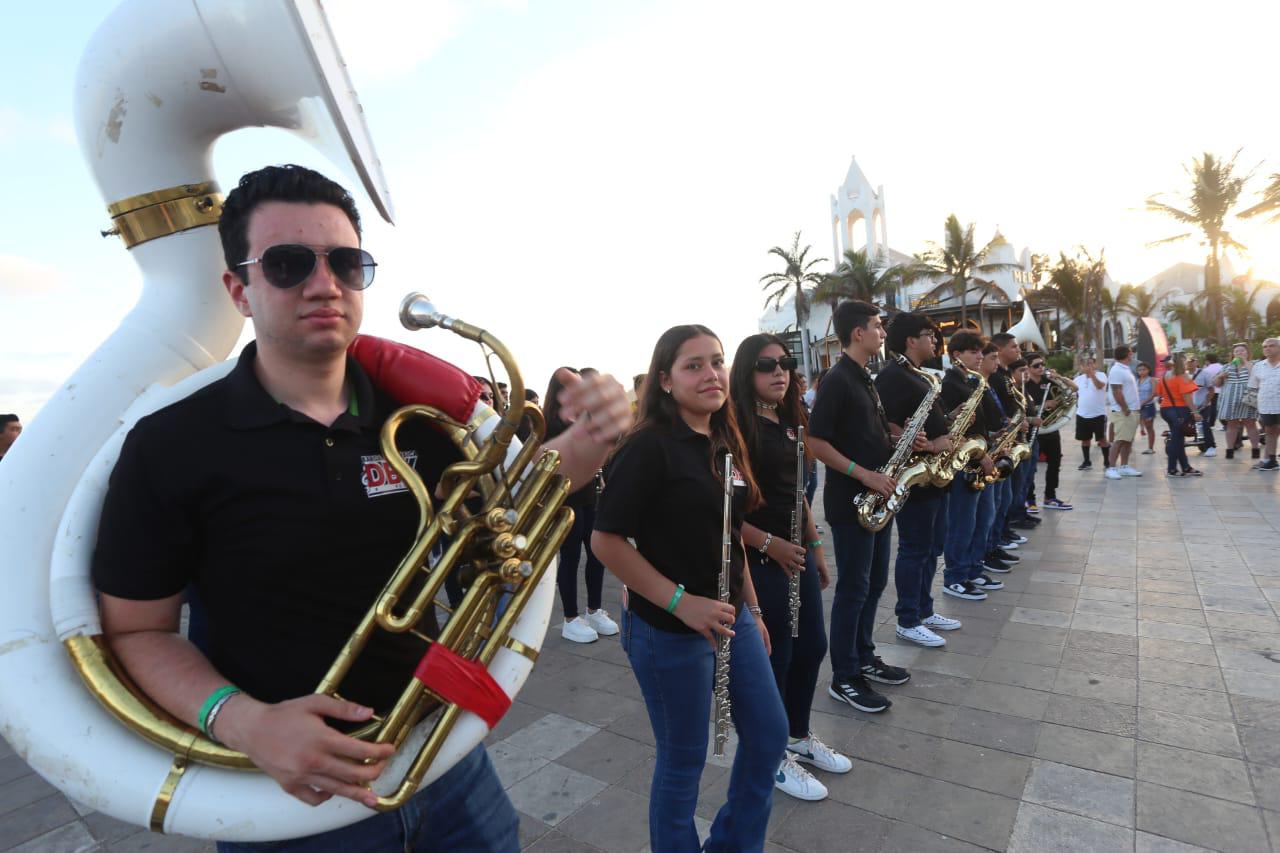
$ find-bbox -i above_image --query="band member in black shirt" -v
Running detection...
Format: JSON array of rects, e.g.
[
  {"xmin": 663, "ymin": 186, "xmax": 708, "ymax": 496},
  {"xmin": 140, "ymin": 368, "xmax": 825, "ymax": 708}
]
[
  {"xmin": 592, "ymin": 325, "xmax": 786, "ymax": 852},
  {"xmin": 940, "ymin": 332, "xmax": 1000, "ymax": 600},
  {"xmin": 807, "ymin": 301, "xmax": 920, "ymax": 714},
  {"xmin": 874, "ymin": 313, "xmax": 955, "ymax": 648},
  {"xmin": 730, "ymin": 334, "xmax": 850, "ymax": 803},
  {"xmin": 1023, "ymin": 355, "xmax": 1071, "ymax": 511}
]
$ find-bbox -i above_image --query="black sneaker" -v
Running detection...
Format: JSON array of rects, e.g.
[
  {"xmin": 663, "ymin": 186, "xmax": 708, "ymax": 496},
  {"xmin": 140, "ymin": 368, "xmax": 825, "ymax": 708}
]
[
  {"xmin": 828, "ymin": 676, "xmax": 892, "ymax": 712},
  {"xmin": 861, "ymin": 656, "xmax": 910, "ymax": 685},
  {"xmin": 991, "ymin": 548, "xmax": 1021, "ymax": 564},
  {"xmin": 1011, "ymin": 519, "xmax": 1039, "ymax": 531},
  {"xmin": 1252, "ymin": 448, "xmax": 1262, "ymax": 460},
  {"xmin": 971, "ymin": 574, "xmax": 1005, "ymax": 591},
  {"xmin": 1077, "ymin": 460, "xmax": 1093, "ymax": 470},
  {"xmin": 943, "ymin": 581, "xmax": 988, "ymax": 601},
  {"xmin": 1258, "ymin": 459, "xmax": 1280, "ymax": 471},
  {"xmin": 1006, "ymin": 533, "xmax": 1028, "ymax": 545},
  {"xmin": 983, "ymin": 557, "xmax": 1013, "ymax": 574}
]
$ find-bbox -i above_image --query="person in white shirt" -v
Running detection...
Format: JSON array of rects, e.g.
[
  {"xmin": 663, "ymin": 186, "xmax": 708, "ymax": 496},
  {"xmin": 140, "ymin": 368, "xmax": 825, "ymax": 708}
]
[
  {"xmin": 1191, "ymin": 354, "xmax": 1222, "ymax": 456},
  {"xmin": 1073, "ymin": 356, "xmax": 1110, "ymax": 470},
  {"xmin": 1249, "ymin": 338, "xmax": 1280, "ymax": 471},
  {"xmin": 1105, "ymin": 345, "xmax": 1142, "ymax": 479}
]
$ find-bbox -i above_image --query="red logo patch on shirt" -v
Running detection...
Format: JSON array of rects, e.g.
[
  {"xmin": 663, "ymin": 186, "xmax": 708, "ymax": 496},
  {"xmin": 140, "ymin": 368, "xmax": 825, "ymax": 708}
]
[
  {"xmin": 361, "ymin": 450, "xmax": 419, "ymax": 497},
  {"xmin": 785, "ymin": 427, "xmax": 797, "ymax": 441},
  {"xmin": 731, "ymin": 464, "xmax": 747, "ymax": 488}
]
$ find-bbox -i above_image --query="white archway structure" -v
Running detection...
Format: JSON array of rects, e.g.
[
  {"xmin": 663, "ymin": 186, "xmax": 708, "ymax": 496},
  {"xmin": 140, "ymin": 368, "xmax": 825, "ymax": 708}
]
[{"xmin": 830, "ymin": 156, "xmax": 887, "ymax": 263}]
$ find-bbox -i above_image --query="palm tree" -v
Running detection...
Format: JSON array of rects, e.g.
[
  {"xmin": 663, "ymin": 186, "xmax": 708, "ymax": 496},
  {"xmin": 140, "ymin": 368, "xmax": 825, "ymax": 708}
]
[
  {"xmin": 1163, "ymin": 302, "xmax": 1214, "ymax": 348},
  {"xmin": 812, "ymin": 248, "xmax": 902, "ymax": 310},
  {"xmin": 1145, "ymin": 151, "xmax": 1251, "ymax": 344},
  {"xmin": 1124, "ymin": 287, "xmax": 1164, "ymax": 322},
  {"xmin": 1240, "ymin": 172, "xmax": 1280, "ymax": 222},
  {"xmin": 761, "ymin": 232, "xmax": 826, "ymax": 376},
  {"xmin": 903, "ymin": 215, "xmax": 1022, "ymax": 329},
  {"xmin": 1045, "ymin": 249, "xmax": 1108, "ymax": 353},
  {"xmin": 1220, "ymin": 278, "xmax": 1268, "ymax": 341}
]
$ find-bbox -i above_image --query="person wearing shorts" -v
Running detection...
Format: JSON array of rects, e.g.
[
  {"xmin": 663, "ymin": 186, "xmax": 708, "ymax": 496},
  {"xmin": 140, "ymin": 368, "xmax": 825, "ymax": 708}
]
[
  {"xmin": 1073, "ymin": 357, "xmax": 1109, "ymax": 470},
  {"xmin": 1105, "ymin": 346, "xmax": 1142, "ymax": 479}
]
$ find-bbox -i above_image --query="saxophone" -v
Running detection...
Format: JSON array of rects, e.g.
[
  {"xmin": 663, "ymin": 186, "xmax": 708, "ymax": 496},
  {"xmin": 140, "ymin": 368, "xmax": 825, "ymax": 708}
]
[
  {"xmin": 788, "ymin": 426, "xmax": 804, "ymax": 638},
  {"xmin": 929, "ymin": 365, "xmax": 989, "ymax": 487},
  {"xmin": 854, "ymin": 357, "xmax": 942, "ymax": 532},
  {"xmin": 712, "ymin": 453, "xmax": 734, "ymax": 757}
]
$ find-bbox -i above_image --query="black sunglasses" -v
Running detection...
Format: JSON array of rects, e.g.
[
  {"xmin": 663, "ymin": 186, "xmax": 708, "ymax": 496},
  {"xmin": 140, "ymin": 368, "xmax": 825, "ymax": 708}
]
[
  {"xmin": 237, "ymin": 244, "xmax": 376, "ymax": 290},
  {"xmin": 754, "ymin": 356, "xmax": 798, "ymax": 373}
]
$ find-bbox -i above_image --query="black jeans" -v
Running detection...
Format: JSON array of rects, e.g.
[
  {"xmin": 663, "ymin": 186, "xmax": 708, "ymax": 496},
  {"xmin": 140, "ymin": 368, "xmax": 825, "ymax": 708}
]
[
  {"xmin": 1201, "ymin": 399, "xmax": 1217, "ymax": 449},
  {"xmin": 556, "ymin": 503, "xmax": 604, "ymax": 618},
  {"xmin": 1162, "ymin": 406, "xmax": 1191, "ymax": 473},
  {"xmin": 828, "ymin": 521, "xmax": 892, "ymax": 682},
  {"xmin": 1029, "ymin": 432, "xmax": 1062, "ymax": 501},
  {"xmin": 749, "ymin": 549, "xmax": 828, "ymax": 739}
]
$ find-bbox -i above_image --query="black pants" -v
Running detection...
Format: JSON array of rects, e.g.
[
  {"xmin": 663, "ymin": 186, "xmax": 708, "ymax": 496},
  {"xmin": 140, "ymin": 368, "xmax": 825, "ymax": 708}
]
[
  {"xmin": 749, "ymin": 549, "xmax": 828, "ymax": 740},
  {"xmin": 1200, "ymin": 399, "xmax": 1217, "ymax": 449},
  {"xmin": 556, "ymin": 503, "xmax": 604, "ymax": 618},
  {"xmin": 1028, "ymin": 432, "xmax": 1062, "ymax": 502}
]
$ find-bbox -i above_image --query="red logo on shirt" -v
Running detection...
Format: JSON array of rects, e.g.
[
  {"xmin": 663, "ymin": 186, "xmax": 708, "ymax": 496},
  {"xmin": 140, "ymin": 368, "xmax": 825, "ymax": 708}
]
[
  {"xmin": 731, "ymin": 464, "xmax": 747, "ymax": 488},
  {"xmin": 361, "ymin": 450, "xmax": 419, "ymax": 497},
  {"xmin": 786, "ymin": 427, "xmax": 797, "ymax": 441}
]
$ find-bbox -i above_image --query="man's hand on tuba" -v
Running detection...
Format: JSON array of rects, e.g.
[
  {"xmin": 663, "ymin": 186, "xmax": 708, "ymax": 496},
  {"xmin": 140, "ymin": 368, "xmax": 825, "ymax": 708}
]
[{"xmin": 545, "ymin": 369, "xmax": 633, "ymax": 491}]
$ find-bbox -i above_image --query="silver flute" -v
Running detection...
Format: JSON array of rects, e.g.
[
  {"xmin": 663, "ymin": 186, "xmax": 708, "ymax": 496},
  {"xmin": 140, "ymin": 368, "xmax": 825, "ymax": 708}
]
[
  {"xmin": 788, "ymin": 426, "xmax": 805, "ymax": 638},
  {"xmin": 713, "ymin": 452, "xmax": 734, "ymax": 757}
]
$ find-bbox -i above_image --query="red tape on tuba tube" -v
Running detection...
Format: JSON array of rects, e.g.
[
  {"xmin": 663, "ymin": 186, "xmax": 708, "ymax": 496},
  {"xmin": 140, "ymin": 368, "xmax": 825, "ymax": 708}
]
[{"xmin": 413, "ymin": 643, "xmax": 512, "ymax": 729}]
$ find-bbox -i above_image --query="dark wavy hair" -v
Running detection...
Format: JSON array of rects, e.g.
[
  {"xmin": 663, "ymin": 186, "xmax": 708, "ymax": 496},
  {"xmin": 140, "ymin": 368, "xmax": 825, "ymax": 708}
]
[
  {"xmin": 626, "ymin": 325, "xmax": 761, "ymax": 509},
  {"xmin": 729, "ymin": 334, "xmax": 810, "ymax": 463},
  {"xmin": 542, "ymin": 366, "xmax": 580, "ymax": 439}
]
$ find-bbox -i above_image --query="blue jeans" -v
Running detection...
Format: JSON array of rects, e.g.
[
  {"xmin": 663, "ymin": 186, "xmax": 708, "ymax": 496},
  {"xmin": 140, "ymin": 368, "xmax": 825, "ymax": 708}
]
[
  {"xmin": 893, "ymin": 498, "xmax": 941, "ymax": 628},
  {"xmin": 216, "ymin": 744, "xmax": 518, "ymax": 853},
  {"xmin": 622, "ymin": 606, "xmax": 787, "ymax": 853},
  {"xmin": 828, "ymin": 521, "xmax": 892, "ymax": 681},
  {"xmin": 804, "ymin": 462, "xmax": 818, "ymax": 507},
  {"xmin": 1007, "ymin": 443, "xmax": 1036, "ymax": 520},
  {"xmin": 944, "ymin": 477, "xmax": 992, "ymax": 586},
  {"xmin": 987, "ymin": 478, "xmax": 1013, "ymax": 553},
  {"xmin": 1162, "ymin": 406, "xmax": 1191, "ymax": 473},
  {"xmin": 749, "ymin": 550, "xmax": 828, "ymax": 739}
]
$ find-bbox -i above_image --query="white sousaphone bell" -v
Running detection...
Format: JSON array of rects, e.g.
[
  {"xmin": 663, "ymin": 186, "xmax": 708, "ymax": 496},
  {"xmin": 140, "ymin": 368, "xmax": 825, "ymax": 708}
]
[{"xmin": 0, "ymin": 0, "xmax": 555, "ymax": 841}]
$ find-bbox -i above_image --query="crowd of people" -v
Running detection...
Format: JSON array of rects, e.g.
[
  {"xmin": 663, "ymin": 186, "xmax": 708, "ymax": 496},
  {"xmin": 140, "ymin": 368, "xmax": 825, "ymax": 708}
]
[{"xmin": 11, "ymin": 160, "xmax": 1280, "ymax": 853}]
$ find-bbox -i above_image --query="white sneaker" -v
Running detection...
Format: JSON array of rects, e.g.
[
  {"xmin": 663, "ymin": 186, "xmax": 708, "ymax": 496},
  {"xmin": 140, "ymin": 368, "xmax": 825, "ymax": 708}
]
[
  {"xmin": 788, "ymin": 732, "xmax": 853, "ymax": 774},
  {"xmin": 561, "ymin": 616, "xmax": 598, "ymax": 644},
  {"xmin": 774, "ymin": 753, "xmax": 828, "ymax": 801},
  {"xmin": 1105, "ymin": 467, "xmax": 1122, "ymax": 480},
  {"xmin": 585, "ymin": 609, "xmax": 619, "ymax": 636},
  {"xmin": 923, "ymin": 613, "xmax": 962, "ymax": 631},
  {"xmin": 1119, "ymin": 465, "xmax": 1143, "ymax": 477},
  {"xmin": 1203, "ymin": 447, "xmax": 1217, "ymax": 457},
  {"xmin": 895, "ymin": 624, "xmax": 946, "ymax": 647},
  {"xmin": 1000, "ymin": 540, "xmax": 1020, "ymax": 550}
]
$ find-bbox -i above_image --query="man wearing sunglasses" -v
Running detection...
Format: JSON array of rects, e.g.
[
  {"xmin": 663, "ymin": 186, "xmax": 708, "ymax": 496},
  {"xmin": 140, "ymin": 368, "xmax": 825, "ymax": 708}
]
[{"xmin": 92, "ymin": 165, "xmax": 631, "ymax": 851}]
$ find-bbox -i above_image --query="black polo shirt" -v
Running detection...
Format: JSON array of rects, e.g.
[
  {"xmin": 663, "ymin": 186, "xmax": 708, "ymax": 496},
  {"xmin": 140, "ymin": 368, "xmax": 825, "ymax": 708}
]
[
  {"xmin": 594, "ymin": 419, "xmax": 746, "ymax": 633},
  {"xmin": 992, "ymin": 366, "xmax": 1020, "ymax": 415},
  {"xmin": 875, "ymin": 357, "xmax": 949, "ymax": 502},
  {"xmin": 93, "ymin": 342, "xmax": 463, "ymax": 711},
  {"xmin": 743, "ymin": 414, "xmax": 809, "ymax": 541},
  {"xmin": 941, "ymin": 366, "xmax": 1000, "ymax": 439},
  {"xmin": 808, "ymin": 353, "xmax": 894, "ymax": 524}
]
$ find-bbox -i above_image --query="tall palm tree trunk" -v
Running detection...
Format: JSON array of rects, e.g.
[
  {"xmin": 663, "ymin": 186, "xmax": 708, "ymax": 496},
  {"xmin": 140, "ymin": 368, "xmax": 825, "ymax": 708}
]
[{"xmin": 958, "ymin": 275, "xmax": 967, "ymax": 329}]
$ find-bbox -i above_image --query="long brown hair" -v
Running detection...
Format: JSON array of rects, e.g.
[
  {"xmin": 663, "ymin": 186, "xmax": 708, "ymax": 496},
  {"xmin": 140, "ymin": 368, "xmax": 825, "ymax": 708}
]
[
  {"xmin": 730, "ymin": 333, "xmax": 811, "ymax": 462},
  {"xmin": 627, "ymin": 324, "xmax": 762, "ymax": 509}
]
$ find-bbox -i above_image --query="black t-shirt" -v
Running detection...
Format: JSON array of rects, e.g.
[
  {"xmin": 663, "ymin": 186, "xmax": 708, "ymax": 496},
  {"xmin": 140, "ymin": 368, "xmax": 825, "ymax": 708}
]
[
  {"xmin": 941, "ymin": 366, "xmax": 990, "ymax": 438},
  {"xmin": 594, "ymin": 419, "xmax": 746, "ymax": 633},
  {"xmin": 545, "ymin": 417, "xmax": 598, "ymax": 511},
  {"xmin": 92, "ymin": 342, "xmax": 463, "ymax": 711},
  {"xmin": 743, "ymin": 414, "xmax": 808, "ymax": 541},
  {"xmin": 874, "ymin": 357, "xmax": 949, "ymax": 502},
  {"xmin": 992, "ymin": 366, "xmax": 1020, "ymax": 416},
  {"xmin": 808, "ymin": 353, "xmax": 894, "ymax": 524}
]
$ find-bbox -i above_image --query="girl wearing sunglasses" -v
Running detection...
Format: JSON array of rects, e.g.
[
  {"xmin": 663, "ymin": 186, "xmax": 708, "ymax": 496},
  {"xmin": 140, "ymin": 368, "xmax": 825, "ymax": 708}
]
[
  {"xmin": 592, "ymin": 325, "xmax": 786, "ymax": 852},
  {"xmin": 729, "ymin": 334, "xmax": 847, "ymax": 804}
]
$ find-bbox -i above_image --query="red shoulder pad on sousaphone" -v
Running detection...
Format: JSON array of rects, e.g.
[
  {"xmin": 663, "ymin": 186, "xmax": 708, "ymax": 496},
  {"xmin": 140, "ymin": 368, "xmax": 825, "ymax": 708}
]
[{"xmin": 349, "ymin": 335, "xmax": 483, "ymax": 421}]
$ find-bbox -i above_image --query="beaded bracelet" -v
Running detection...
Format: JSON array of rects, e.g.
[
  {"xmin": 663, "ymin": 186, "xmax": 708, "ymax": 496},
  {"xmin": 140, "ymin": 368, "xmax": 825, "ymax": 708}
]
[
  {"xmin": 198, "ymin": 685, "xmax": 241, "ymax": 737},
  {"xmin": 665, "ymin": 583, "xmax": 686, "ymax": 614}
]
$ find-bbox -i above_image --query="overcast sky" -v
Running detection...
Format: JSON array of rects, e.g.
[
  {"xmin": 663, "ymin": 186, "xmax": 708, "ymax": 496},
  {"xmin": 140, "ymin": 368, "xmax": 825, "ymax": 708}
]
[{"xmin": 4, "ymin": 0, "xmax": 1280, "ymax": 421}]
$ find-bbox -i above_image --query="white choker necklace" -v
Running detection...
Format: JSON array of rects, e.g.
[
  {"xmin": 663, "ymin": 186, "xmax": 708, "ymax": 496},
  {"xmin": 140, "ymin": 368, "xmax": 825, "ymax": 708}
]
[{"xmin": 755, "ymin": 400, "xmax": 778, "ymax": 411}]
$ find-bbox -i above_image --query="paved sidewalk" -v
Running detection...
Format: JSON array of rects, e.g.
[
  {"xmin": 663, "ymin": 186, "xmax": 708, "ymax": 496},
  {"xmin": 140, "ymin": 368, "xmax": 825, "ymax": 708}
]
[{"xmin": 3, "ymin": 448, "xmax": 1278, "ymax": 851}]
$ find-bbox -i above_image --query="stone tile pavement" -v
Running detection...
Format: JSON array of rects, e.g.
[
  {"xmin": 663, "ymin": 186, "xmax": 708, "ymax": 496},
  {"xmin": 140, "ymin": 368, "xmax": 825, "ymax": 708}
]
[{"xmin": 3, "ymin": 446, "xmax": 1279, "ymax": 851}]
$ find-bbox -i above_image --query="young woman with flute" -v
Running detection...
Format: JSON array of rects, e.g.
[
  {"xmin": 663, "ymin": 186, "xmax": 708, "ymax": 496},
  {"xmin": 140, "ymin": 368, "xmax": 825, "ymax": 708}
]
[
  {"xmin": 593, "ymin": 325, "xmax": 787, "ymax": 852},
  {"xmin": 731, "ymin": 333, "xmax": 850, "ymax": 803}
]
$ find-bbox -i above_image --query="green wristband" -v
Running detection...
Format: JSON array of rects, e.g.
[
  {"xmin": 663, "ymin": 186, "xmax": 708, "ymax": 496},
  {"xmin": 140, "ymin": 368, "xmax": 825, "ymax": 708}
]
[
  {"xmin": 845, "ymin": 460, "xmax": 857, "ymax": 478},
  {"xmin": 666, "ymin": 583, "xmax": 686, "ymax": 614},
  {"xmin": 198, "ymin": 685, "xmax": 240, "ymax": 736},
  {"xmin": 808, "ymin": 539, "xmax": 823, "ymax": 549}
]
